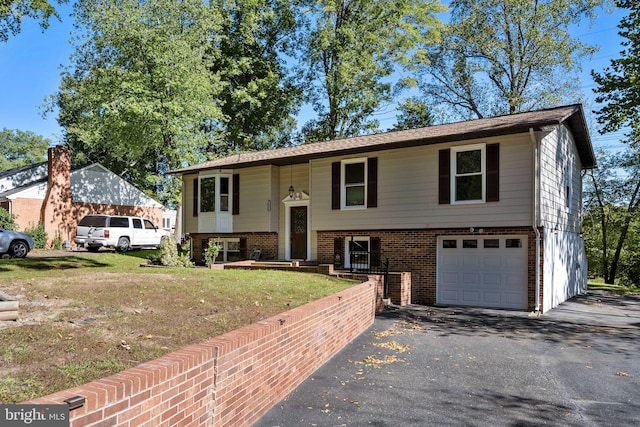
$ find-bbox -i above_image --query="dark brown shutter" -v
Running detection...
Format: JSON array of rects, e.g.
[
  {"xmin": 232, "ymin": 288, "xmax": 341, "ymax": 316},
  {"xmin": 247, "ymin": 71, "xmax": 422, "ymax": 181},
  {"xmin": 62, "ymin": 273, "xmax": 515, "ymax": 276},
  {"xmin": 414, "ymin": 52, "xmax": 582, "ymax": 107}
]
[
  {"xmin": 193, "ymin": 179, "xmax": 199, "ymax": 217},
  {"xmin": 331, "ymin": 162, "xmax": 341, "ymax": 210},
  {"xmin": 333, "ymin": 237, "xmax": 344, "ymax": 268},
  {"xmin": 232, "ymin": 173, "xmax": 240, "ymax": 214},
  {"xmin": 370, "ymin": 236, "xmax": 381, "ymax": 267},
  {"xmin": 239, "ymin": 237, "xmax": 247, "ymax": 259},
  {"xmin": 367, "ymin": 157, "xmax": 378, "ymax": 208},
  {"xmin": 486, "ymin": 144, "xmax": 499, "ymax": 202},
  {"xmin": 438, "ymin": 149, "xmax": 450, "ymax": 204}
]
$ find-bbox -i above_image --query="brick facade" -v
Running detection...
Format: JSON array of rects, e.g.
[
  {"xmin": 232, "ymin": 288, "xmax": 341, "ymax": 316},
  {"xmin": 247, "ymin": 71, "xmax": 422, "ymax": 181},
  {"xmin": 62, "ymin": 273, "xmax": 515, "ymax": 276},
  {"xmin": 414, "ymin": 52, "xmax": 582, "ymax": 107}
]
[
  {"xmin": 25, "ymin": 281, "xmax": 376, "ymax": 427},
  {"xmin": 189, "ymin": 232, "xmax": 278, "ymax": 265},
  {"xmin": 317, "ymin": 227, "xmax": 543, "ymax": 311}
]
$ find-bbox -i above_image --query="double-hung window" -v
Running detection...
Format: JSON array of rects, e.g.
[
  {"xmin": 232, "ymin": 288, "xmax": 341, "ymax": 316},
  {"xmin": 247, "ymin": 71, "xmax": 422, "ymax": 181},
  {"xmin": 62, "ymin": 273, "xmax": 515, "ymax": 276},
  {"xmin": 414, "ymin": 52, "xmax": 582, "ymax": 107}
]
[
  {"xmin": 451, "ymin": 144, "xmax": 485, "ymax": 203},
  {"xmin": 342, "ymin": 159, "xmax": 367, "ymax": 208},
  {"xmin": 200, "ymin": 176, "xmax": 216, "ymax": 213},
  {"xmin": 439, "ymin": 143, "xmax": 499, "ymax": 205}
]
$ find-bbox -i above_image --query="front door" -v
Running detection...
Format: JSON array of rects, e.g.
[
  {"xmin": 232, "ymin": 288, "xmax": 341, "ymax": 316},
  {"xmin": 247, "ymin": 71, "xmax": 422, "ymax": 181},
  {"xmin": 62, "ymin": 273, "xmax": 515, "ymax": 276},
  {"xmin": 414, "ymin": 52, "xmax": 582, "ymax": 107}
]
[{"xmin": 290, "ymin": 206, "xmax": 307, "ymax": 259}]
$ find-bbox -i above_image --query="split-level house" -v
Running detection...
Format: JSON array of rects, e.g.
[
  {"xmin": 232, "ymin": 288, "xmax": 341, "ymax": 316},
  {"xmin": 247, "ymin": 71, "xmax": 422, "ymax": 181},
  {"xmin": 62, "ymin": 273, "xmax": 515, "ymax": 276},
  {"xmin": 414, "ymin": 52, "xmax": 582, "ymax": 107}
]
[
  {"xmin": 170, "ymin": 104, "xmax": 595, "ymax": 313},
  {"xmin": 0, "ymin": 146, "xmax": 172, "ymax": 245}
]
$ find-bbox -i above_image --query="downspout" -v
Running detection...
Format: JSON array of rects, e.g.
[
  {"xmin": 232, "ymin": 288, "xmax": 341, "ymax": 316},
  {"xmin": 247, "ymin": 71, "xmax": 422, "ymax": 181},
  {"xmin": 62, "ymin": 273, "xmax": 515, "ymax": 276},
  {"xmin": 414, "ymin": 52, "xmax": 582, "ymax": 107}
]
[{"xmin": 529, "ymin": 128, "xmax": 541, "ymax": 312}]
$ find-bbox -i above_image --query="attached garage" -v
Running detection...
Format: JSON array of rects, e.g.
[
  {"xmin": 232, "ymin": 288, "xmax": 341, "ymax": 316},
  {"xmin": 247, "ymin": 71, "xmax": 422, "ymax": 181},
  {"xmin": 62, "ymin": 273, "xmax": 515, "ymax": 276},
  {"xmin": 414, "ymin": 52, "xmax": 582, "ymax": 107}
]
[{"xmin": 437, "ymin": 235, "xmax": 528, "ymax": 309}]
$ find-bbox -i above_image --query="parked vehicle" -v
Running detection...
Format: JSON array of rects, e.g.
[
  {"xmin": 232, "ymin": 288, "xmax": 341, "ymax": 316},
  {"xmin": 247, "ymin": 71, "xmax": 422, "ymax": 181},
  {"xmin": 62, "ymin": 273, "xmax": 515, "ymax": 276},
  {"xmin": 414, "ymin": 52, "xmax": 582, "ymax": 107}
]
[
  {"xmin": 0, "ymin": 228, "xmax": 35, "ymax": 258},
  {"xmin": 74, "ymin": 215, "xmax": 170, "ymax": 252}
]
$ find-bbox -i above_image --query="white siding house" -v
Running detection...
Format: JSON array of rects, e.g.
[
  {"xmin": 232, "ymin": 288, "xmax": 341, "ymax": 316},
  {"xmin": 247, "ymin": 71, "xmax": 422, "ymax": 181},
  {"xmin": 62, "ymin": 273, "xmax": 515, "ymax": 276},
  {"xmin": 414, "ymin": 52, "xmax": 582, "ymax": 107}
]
[{"xmin": 171, "ymin": 104, "xmax": 595, "ymax": 313}]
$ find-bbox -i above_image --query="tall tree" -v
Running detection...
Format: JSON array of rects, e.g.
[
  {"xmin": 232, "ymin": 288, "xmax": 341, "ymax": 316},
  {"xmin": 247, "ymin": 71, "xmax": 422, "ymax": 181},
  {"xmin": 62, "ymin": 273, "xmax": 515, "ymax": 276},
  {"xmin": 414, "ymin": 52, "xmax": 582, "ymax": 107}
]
[
  {"xmin": 0, "ymin": 128, "xmax": 50, "ymax": 170},
  {"xmin": 411, "ymin": 0, "xmax": 605, "ymax": 120},
  {"xmin": 583, "ymin": 148, "xmax": 640, "ymax": 284},
  {"xmin": 592, "ymin": 0, "xmax": 640, "ymax": 145},
  {"xmin": 46, "ymin": 0, "xmax": 223, "ymax": 206},
  {"xmin": 298, "ymin": 0, "xmax": 444, "ymax": 142},
  {"xmin": 211, "ymin": 0, "xmax": 301, "ymax": 155},
  {"xmin": 0, "ymin": 0, "xmax": 66, "ymax": 42},
  {"xmin": 390, "ymin": 98, "xmax": 435, "ymax": 131}
]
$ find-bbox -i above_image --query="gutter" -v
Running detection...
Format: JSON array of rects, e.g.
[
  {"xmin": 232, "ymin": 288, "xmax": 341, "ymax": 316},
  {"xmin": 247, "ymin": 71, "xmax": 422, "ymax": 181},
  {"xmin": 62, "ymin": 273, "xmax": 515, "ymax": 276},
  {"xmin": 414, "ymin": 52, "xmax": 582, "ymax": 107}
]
[{"xmin": 529, "ymin": 128, "xmax": 541, "ymax": 312}]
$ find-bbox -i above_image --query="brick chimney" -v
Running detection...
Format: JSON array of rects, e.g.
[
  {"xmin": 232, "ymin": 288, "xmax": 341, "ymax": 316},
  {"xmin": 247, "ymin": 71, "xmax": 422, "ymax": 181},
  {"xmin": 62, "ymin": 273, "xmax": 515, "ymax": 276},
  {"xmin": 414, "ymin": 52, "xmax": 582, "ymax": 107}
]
[{"xmin": 41, "ymin": 146, "xmax": 74, "ymax": 245}]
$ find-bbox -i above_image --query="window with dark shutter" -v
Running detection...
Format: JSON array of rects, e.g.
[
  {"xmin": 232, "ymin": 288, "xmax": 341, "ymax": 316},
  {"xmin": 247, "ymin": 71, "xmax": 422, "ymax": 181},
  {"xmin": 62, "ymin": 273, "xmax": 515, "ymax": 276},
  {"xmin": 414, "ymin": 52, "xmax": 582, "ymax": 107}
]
[
  {"xmin": 239, "ymin": 237, "xmax": 247, "ymax": 259},
  {"xmin": 486, "ymin": 144, "xmax": 499, "ymax": 202},
  {"xmin": 439, "ymin": 149, "xmax": 450, "ymax": 204},
  {"xmin": 193, "ymin": 178, "xmax": 198, "ymax": 217},
  {"xmin": 370, "ymin": 236, "xmax": 381, "ymax": 267},
  {"xmin": 332, "ymin": 162, "xmax": 341, "ymax": 209},
  {"xmin": 333, "ymin": 236, "xmax": 344, "ymax": 267},
  {"xmin": 367, "ymin": 157, "xmax": 378, "ymax": 208},
  {"xmin": 232, "ymin": 174, "xmax": 240, "ymax": 214}
]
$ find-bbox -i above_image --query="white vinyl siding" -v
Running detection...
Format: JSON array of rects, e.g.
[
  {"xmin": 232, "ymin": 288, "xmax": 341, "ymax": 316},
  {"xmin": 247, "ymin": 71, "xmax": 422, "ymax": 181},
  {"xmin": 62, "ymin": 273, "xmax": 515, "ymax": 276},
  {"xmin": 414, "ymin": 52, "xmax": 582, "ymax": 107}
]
[
  {"xmin": 233, "ymin": 166, "xmax": 273, "ymax": 233},
  {"xmin": 183, "ymin": 173, "xmax": 198, "ymax": 233},
  {"xmin": 539, "ymin": 125, "xmax": 582, "ymax": 233},
  {"xmin": 311, "ymin": 134, "xmax": 533, "ymax": 231},
  {"xmin": 71, "ymin": 164, "xmax": 163, "ymax": 207}
]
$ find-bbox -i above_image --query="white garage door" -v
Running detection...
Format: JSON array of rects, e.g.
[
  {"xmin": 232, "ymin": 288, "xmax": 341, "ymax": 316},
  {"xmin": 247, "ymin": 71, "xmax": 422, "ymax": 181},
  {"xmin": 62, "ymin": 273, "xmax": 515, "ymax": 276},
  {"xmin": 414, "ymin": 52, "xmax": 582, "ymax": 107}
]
[{"xmin": 437, "ymin": 236, "xmax": 527, "ymax": 309}]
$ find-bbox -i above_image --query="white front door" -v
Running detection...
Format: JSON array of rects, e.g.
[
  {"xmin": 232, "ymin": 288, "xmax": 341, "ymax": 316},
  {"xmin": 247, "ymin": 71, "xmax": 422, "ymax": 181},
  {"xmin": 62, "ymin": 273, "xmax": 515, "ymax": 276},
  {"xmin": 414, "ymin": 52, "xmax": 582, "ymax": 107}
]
[{"xmin": 437, "ymin": 236, "xmax": 527, "ymax": 309}]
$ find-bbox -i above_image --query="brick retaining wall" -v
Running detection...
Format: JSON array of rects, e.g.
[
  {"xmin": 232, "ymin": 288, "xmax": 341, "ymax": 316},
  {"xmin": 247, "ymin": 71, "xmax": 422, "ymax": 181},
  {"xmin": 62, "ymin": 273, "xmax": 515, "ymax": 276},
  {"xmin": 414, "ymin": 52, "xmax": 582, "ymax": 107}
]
[{"xmin": 24, "ymin": 281, "xmax": 377, "ymax": 426}]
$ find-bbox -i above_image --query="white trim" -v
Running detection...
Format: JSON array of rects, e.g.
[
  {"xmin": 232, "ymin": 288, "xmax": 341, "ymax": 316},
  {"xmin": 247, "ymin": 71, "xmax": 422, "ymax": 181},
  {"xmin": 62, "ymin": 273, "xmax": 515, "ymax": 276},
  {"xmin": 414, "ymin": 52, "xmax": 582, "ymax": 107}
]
[
  {"xmin": 282, "ymin": 192, "xmax": 310, "ymax": 260},
  {"xmin": 450, "ymin": 143, "xmax": 486, "ymax": 204},
  {"xmin": 341, "ymin": 157, "xmax": 367, "ymax": 210},
  {"xmin": 198, "ymin": 170, "xmax": 233, "ymax": 232},
  {"xmin": 344, "ymin": 236, "xmax": 370, "ymax": 269}
]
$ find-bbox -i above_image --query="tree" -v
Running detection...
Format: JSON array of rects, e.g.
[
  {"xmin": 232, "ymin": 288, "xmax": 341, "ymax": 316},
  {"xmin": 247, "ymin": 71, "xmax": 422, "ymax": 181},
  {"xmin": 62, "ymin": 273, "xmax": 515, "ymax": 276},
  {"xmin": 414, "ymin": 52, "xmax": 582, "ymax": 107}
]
[
  {"xmin": 592, "ymin": 0, "xmax": 640, "ymax": 145},
  {"xmin": 583, "ymin": 148, "xmax": 640, "ymax": 284},
  {"xmin": 298, "ymin": 0, "xmax": 444, "ymax": 142},
  {"xmin": 390, "ymin": 98, "xmax": 435, "ymax": 131},
  {"xmin": 0, "ymin": 128, "xmax": 50, "ymax": 170},
  {"xmin": 211, "ymin": 0, "xmax": 301, "ymax": 155},
  {"xmin": 47, "ymin": 0, "xmax": 223, "ymax": 206},
  {"xmin": 0, "ymin": 0, "xmax": 66, "ymax": 42},
  {"xmin": 411, "ymin": 0, "xmax": 605, "ymax": 121}
]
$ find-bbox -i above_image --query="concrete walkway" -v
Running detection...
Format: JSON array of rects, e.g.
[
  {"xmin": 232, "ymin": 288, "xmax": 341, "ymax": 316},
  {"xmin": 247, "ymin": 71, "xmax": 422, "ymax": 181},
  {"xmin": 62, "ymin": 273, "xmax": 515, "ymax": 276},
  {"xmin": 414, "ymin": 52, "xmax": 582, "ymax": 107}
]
[{"xmin": 254, "ymin": 291, "xmax": 640, "ymax": 426}]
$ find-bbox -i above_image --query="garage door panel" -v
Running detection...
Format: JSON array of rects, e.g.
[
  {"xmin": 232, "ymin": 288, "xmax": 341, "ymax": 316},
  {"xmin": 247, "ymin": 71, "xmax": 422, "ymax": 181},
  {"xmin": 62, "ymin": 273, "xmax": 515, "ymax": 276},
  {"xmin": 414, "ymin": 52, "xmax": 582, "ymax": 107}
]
[
  {"xmin": 437, "ymin": 236, "xmax": 527, "ymax": 310},
  {"xmin": 482, "ymin": 292, "xmax": 502, "ymax": 304}
]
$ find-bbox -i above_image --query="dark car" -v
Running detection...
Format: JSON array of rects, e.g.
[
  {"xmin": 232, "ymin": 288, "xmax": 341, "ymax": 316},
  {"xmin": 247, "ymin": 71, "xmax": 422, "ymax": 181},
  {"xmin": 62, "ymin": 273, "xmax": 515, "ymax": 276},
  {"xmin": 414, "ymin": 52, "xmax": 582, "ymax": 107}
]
[{"xmin": 0, "ymin": 228, "xmax": 35, "ymax": 258}]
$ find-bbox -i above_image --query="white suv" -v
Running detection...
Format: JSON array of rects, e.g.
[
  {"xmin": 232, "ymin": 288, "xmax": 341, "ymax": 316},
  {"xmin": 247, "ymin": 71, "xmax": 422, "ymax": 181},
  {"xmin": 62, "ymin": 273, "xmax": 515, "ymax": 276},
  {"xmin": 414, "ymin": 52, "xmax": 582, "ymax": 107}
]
[{"xmin": 75, "ymin": 215, "xmax": 170, "ymax": 252}]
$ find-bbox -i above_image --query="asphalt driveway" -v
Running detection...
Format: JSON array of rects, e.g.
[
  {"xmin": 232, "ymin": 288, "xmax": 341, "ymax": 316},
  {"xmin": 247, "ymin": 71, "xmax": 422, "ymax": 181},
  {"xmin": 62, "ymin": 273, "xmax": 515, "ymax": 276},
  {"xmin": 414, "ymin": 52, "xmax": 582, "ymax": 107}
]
[{"xmin": 254, "ymin": 291, "xmax": 640, "ymax": 427}]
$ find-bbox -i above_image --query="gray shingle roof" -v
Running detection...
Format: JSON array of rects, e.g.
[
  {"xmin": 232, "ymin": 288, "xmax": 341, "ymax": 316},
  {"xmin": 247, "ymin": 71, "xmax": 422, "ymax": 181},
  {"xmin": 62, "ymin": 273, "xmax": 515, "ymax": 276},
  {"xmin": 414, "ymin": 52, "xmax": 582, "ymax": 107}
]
[{"xmin": 170, "ymin": 104, "xmax": 594, "ymax": 175}]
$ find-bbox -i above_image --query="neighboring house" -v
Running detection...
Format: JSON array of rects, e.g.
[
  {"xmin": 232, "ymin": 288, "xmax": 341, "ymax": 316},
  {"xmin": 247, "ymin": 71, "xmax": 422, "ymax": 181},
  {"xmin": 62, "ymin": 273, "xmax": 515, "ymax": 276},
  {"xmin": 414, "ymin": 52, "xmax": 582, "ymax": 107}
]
[
  {"xmin": 170, "ymin": 104, "xmax": 595, "ymax": 313},
  {"xmin": 0, "ymin": 146, "xmax": 171, "ymax": 246}
]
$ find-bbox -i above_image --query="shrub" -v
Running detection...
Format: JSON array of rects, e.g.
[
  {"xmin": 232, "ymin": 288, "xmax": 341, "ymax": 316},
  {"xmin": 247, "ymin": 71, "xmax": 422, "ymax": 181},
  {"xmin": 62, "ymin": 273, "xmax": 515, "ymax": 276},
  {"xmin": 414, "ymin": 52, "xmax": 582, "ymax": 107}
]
[
  {"xmin": 0, "ymin": 208, "xmax": 17, "ymax": 230},
  {"xmin": 148, "ymin": 235, "xmax": 193, "ymax": 267},
  {"xmin": 203, "ymin": 242, "xmax": 222, "ymax": 267},
  {"xmin": 23, "ymin": 222, "xmax": 47, "ymax": 249}
]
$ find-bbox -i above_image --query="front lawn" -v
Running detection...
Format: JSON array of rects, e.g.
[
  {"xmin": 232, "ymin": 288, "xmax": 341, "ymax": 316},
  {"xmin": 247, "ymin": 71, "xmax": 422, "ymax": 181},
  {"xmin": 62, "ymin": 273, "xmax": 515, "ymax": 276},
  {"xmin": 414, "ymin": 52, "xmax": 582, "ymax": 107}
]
[{"xmin": 0, "ymin": 251, "xmax": 355, "ymax": 403}]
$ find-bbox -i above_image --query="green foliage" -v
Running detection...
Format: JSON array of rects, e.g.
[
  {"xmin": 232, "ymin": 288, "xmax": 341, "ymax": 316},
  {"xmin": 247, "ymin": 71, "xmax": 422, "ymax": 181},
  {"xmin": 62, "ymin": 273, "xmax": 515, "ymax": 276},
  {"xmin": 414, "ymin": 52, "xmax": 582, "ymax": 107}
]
[
  {"xmin": 583, "ymin": 147, "xmax": 640, "ymax": 284},
  {"xmin": 23, "ymin": 222, "xmax": 47, "ymax": 249},
  {"xmin": 48, "ymin": 0, "xmax": 224, "ymax": 207},
  {"xmin": 147, "ymin": 235, "xmax": 193, "ymax": 268},
  {"xmin": 592, "ymin": 0, "xmax": 640, "ymax": 144},
  {"xmin": 51, "ymin": 233, "xmax": 63, "ymax": 250},
  {"xmin": 0, "ymin": 208, "xmax": 17, "ymax": 230},
  {"xmin": 212, "ymin": 0, "xmax": 302, "ymax": 153},
  {"xmin": 0, "ymin": 0, "xmax": 64, "ymax": 43},
  {"xmin": 298, "ymin": 0, "xmax": 444, "ymax": 142},
  {"xmin": 203, "ymin": 241, "xmax": 222, "ymax": 267},
  {"xmin": 390, "ymin": 98, "xmax": 435, "ymax": 131},
  {"xmin": 411, "ymin": 0, "xmax": 605, "ymax": 120},
  {"xmin": 0, "ymin": 128, "xmax": 50, "ymax": 170}
]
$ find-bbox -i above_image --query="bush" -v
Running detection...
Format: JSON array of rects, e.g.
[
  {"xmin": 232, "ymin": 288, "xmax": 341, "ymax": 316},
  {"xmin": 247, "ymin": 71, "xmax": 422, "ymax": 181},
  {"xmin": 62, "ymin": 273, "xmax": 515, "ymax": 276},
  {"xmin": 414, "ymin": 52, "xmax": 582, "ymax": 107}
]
[
  {"xmin": 148, "ymin": 235, "xmax": 193, "ymax": 267},
  {"xmin": 23, "ymin": 222, "xmax": 48, "ymax": 249},
  {"xmin": 0, "ymin": 208, "xmax": 17, "ymax": 230},
  {"xmin": 203, "ymin": 242, "xmax": 222, "ymax": 267}
]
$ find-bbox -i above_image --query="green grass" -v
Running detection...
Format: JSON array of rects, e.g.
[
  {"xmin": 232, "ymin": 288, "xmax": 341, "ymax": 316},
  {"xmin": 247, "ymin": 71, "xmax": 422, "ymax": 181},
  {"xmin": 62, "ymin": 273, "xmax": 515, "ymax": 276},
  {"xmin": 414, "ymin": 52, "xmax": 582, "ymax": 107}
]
[
  {"xmin": 588, "ymin": 278, "xmax": 640, "ymax": 294},
  {"xmin": 0, "ymin": 251, "xmax": 357, "ymax": 403}
]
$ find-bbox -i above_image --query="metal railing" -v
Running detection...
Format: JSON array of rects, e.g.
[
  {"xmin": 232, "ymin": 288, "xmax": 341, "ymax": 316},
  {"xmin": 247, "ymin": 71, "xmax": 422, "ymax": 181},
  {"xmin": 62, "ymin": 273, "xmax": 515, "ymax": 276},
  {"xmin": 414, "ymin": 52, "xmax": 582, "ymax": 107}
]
[{"xmin": 349, "ymin": 251, "xmax": 390, "ymax": 298}]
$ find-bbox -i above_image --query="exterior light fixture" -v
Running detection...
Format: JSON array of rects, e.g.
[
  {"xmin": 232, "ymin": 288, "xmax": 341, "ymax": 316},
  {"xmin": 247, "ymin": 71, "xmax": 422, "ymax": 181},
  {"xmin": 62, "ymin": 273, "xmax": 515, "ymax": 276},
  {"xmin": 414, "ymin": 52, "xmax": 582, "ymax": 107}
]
[
  {"xmin": 289, "ymin": 162, "xmax": 295, "ymax": 199},
  {"xmin": 64, "ymin": 395, "xmax": 86, "ymax": 410}
]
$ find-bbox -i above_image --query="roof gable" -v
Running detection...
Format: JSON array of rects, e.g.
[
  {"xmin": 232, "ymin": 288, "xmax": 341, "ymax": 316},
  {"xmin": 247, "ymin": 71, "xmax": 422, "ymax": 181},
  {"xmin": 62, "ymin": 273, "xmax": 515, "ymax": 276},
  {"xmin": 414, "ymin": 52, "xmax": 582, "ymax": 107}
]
[{"xmin": 171, "ymin": 104, "xmax": 595, "ymax": 174}]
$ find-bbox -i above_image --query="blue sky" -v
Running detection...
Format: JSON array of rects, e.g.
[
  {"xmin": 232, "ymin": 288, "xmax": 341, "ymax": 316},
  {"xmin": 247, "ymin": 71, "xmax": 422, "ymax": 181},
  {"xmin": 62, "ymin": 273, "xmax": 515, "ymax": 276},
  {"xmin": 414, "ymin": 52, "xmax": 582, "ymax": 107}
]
[{"xmin": 0, "ymin": 2, "xmax": 628, "ymax": 150}]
